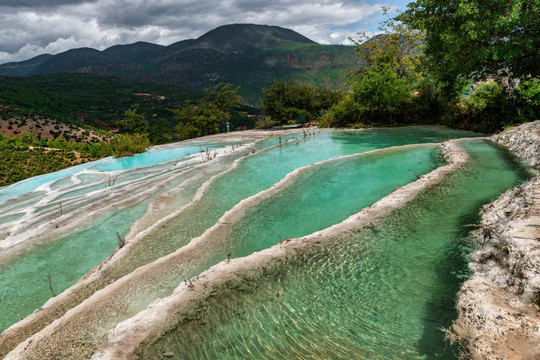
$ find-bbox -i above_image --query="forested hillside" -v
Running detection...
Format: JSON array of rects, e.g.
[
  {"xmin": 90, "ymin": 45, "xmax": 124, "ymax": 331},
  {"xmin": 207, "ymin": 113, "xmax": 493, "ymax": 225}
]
[{"xmin": 0, "ymin": 24, "xmax": 356, "ymax": 105}]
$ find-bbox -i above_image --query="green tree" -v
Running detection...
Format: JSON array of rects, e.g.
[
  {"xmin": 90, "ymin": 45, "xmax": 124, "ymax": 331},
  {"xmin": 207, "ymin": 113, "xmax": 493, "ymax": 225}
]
[
  {"xmin": 321, "ymin": 12, "xmax": 424, "ymax": 128},
  {"xmin": 110, "ymin": 133, "xmax": 150, "ymax": 157},
  {"xmin": 202, "ymin": 83, "xmax": 241, "ymax": 113},
  {"xmin": 400, "ymin": 0, "xmax": 539, "ymax": 81},
  {"xmin": 174, "ymin": 103, "xmax": 229, "ymax": 139},
  {"xmin": 173, "ymin": 83, "xmax": 241, "ymax": 139},
  {"xmin": 118, "ymin": 104, "xmax": 149, "ymax": 134},
  {"xmin": 352, "ymin": 8, "xmax": 424, "ymax": 84},
  {"xmin": 354, "ymin": 63, "xmax": 412, "ymax": 124},
  {"xmin": 149, "ymin": 118, "xmax": 173, "ymax": 145},
  {"xmin": 262, "ymin": 80, "xmax": 342, "ymax": 126},
  {"xmin": 515, "ymin": 78, "xmax": 540, "ymax": 122}
]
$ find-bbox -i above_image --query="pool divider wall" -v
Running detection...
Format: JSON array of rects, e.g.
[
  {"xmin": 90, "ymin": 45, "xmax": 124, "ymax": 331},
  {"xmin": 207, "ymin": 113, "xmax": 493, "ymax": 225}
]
[{"xmin": 87, "ymin": 140, "xmax": 471, "ymax": 360}]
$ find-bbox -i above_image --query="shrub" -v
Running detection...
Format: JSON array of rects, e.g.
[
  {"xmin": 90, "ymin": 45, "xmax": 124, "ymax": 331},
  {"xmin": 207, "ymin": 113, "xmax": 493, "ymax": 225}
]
[
  {"xmin": 352, "ymin": 64, "xmax": 412, "ymax": 125},
  {"xmin": 515, "ymin": 78, "xmax": 540, "ymax": 122}
]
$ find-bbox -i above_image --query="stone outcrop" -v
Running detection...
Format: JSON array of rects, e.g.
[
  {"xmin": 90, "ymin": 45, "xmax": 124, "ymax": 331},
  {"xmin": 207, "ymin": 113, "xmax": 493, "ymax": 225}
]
[
  {"xmin": 452, "ymin": 121, "xmax": 540, "ymax": 359},
  {"xmin": 493, "ymin": 121, "xmax": 540, "ymax": 168}
]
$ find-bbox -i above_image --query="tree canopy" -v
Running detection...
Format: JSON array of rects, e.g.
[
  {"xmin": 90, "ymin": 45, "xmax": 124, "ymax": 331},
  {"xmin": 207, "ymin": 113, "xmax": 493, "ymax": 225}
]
[
  {"xmin": 352, "ymin": 9, "xmax": 424, "ymax": 84},
  {"xmin": 173, "ymin": 83, "xmax": 241, "ymax": 139},
  {"xmin": 262, "ymin": 80, "xmax": 342, "ymax": 126},
  {"xmin": 117, "ymin": 104, "xmax": 149, "ymax": 134},
  {"xmin": 400, "ymin": 0, "xmax": 539, "ymax": 81}
]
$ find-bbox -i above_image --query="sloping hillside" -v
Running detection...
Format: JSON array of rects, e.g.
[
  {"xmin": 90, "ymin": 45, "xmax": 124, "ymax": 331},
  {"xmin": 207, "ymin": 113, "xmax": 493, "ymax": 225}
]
[{"xmin": 0, "ymin": 24, "xmax": 356, "ymax": 104}]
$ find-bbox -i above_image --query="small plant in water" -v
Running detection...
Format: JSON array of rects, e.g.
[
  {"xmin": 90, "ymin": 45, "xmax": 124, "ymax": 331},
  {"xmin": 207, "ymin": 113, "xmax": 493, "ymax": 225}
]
[
  {"xmin": 116, "ymin": 232, "xmax": 126, "ymax": 248},
  {"xmin": 200, "ymin": 147, "xmax": 219, "ymax": 162},
  {"xmin": 107, "ymin": 175, "xmax": 118, "ymax": 187},
  {"xmin": 48, "ymin": 275, "xmax": 56, "ymax": 297}
]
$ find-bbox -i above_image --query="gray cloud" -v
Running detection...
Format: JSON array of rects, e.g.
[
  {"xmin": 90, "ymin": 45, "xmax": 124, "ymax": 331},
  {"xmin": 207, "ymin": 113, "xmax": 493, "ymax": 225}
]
[
  {"xmin": 0, "ymin": 0, "xmax": 95, "ymax": 8},
  {"xmin": 0, "ymin": 0, "xmax": 405, "ymax": 64}
]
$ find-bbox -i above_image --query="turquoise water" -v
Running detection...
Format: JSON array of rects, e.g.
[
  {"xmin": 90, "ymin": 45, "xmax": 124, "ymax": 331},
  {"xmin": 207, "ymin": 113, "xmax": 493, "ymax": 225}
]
[
  {"xmin": 191, "ymin": 146, "xmax": 444, "ymax": 274},
  {"xmin": 90, "ymin": 143, "xmax": 230, "ymax": 171},
  {"xmin": 0, "ymin": 160, "xmax": 109, "ymax": 203},
  {"xmin": 0, "ymin": 127, "xmax": 481, "ymax": 347},
  {"xmin": 140, "ymin": 140, "xmax": 531, "ymax": 359},
  {"xmin": 121, "ymin": 127, "xmax": 480, "ymax": 272},
  {"xmin": 0, "ymin": 142, "xmax": 234, "ymax": 203},
  {"xmin": 0, "ymin": 202, "xmax": 148, "ymax": 332},
  {"xmin": 0, "ymin": 146, "xmax": 449, "ymax": 360},
  {"xmin": 118, "ymin": 146, "xmax": 446, "ymax": 315}
]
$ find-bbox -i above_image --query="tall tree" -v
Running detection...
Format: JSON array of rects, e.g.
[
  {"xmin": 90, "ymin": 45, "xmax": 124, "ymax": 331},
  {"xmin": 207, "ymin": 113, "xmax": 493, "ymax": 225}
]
[
  {"xmin": 173, "ymin": 83, "xmax": 241, "ymax": 139},
  {"xmin": 400, "ymin": 0, "xmax": 539, "ymax": 81},
  {"xmin": 118, "ymin": 104, "xmax": 149, "ymax": 134},
  {"xmin": 262, "ymin": 80, "xmax": 342, "ymax": 126},
  {"xmin": 352, "ymin": 8, "xmax": 424, "ymax": 84}
]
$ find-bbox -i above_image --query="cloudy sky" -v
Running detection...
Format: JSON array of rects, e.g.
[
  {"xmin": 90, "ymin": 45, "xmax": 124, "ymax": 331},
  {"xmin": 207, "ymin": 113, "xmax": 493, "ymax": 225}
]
[{"xmin": 0, "ymin": 0, "xmax": 410, "ymax": 65}]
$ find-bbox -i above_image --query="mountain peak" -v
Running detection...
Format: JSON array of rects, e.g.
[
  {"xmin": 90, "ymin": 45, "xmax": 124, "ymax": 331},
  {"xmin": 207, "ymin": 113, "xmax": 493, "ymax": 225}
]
[{"xmin": 195, "ymin": 24, "xmax": 317, "ymax": 51}]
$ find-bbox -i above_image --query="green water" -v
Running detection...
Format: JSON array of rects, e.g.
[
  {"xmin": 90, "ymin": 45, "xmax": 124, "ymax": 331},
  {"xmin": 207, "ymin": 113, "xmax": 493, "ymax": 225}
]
[
  {"xmin": 192, "ymin": 146, "xmax": 444, "ymax": 274},
  {"xmin": 0, "ymin": 203, "xmax": 146, "ymax": 332},
  {"xmin": 0, "ymin": 127, "xmax": 478, "ymax": 339},
  {"xmin": 120, "ymin": 146, "xmax": 445, "ymax": 310},
  {"xmin": 141, "ymin": 140, "xmax": 531, "ymax": 359},
  {"xmin": 121, "ymin": 127, "xmax": 479, "ymax": 274},
  {"xmin": 0, "ymin": 146, "xmax": 449, "ymax": 360}
]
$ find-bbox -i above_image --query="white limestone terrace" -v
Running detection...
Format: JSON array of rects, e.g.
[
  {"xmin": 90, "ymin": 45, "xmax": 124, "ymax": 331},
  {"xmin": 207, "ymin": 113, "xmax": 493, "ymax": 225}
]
[
  {"xmin": 73, "ymin": 140, "xmax": 470, "ymax": 360},
  {"xmin": 0, "ymin": 129, "xmax": 303, "ymax": 359}
]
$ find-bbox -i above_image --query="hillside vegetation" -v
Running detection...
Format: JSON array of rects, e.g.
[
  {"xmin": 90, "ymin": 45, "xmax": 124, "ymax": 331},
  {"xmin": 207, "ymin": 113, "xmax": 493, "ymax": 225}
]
[
  {"xmin": 0, "ymin": 24, "xmax": 356, "ymax": 105},
  {"xmin": 0, "ymin": 134, "xmax": 104, "ymax": 186}
]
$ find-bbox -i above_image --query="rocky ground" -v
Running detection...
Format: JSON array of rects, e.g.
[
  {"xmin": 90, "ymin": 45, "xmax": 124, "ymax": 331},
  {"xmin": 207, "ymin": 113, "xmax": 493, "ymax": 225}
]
[
  {"xmin": 452, "ymin": 121, "xmax": 540, "ymax": 359},
  {"xmin": 0, "ymin": 115, "xmax": 108, "ymax": 143}
]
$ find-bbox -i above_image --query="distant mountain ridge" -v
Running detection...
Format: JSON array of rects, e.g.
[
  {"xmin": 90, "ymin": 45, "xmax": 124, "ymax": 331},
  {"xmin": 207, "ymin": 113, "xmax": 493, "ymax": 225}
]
[{"xmin": 0, "ymin": 24, "xmax": 356, "ymax": 104}]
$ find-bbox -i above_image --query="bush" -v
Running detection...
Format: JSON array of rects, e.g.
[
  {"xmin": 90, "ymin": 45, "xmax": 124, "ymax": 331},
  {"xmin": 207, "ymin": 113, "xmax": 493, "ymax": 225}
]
[
  {"xmin": 110, "ymin": 133, "xmax": 150, "ymax": 157},
  {"xmin": 515, "ymin": 78, "xmax": 540, "ymax": 122},
  {"xmin": 353, "ymin": 64, "xmax": 412, "ymax": 125},
  {"xmin": 319, "ymin": 94, "xmax": 359, "ymax": 127},
  {"xmin": 444, "ymin": 80, "xmax": 516, "ymax": 133}
]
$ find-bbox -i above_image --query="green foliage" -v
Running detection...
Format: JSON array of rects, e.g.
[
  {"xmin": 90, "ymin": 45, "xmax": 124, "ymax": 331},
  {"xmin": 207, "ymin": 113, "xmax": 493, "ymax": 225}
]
[
  {"xmin": 0, "ymin": 74, "xmax": 195, "ymax": 134},
  {"xmin": 149, "ymin": 118, "xmax": 173, "ymax": 145},
  {"xmin": 515, "ymin": 78, "xmax": 540, "ymax": 122},
  {"xmin": 109, "ymin": 133, "xmax": 150, "ymax": 157},
  {"xmin": 202, "ymin": 83, "xmax": 241, "ymax": 113},
  {"xmin": 353, "ymin": 64, "xmax": 412, "ymax": 124},
  {"xmin": 174, "ymin": 103, "xmax": 229, "ymax": 139},
  {"xmin": 445, "ymin": 80, "xmax": 516, "ymax": 133},
  {"xmin": 319, "ymin": 94, "xmax": 359, "ymax": 127},
  {"xmin": 466, "ymin": 80, "xmax": 505, "ymax": 114},
  {"xmin": 118, "ymin": 104, "xmax": 149, "ymax": 134},
  {"xmin": 400, "ymin": 0, "xmax": 539, "ymax": 81},
  {"xmin": 262, "ymin": 80, "xmax": 342, "ymax": 126},
  {"xmin": 352, "ymin": 9, "xmax": 424, "ymax": 84},
  {"xmin": 321, "ymin": 12, "xmax": 429, "ymax": 128},
  {"xmin": 173, "ymin": 83, "xmax": 241, "ymax": 139},
  {"xmin": 323, "ymin": 63, "xmax": 413, "ymax": 127},
  {"xmin": 0, "ymin": 132, "xmax": 111, "ymax": 186}
]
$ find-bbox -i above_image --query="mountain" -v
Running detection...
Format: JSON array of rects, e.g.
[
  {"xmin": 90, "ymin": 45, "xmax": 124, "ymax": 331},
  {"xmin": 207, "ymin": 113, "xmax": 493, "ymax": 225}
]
[
  {"xmin": 0, "ymin": 54, "xmax": 53, "ymax": 77},
  {"xmin": 0, "ymin": 24, "xmax": 356, "ymax": 104}
]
